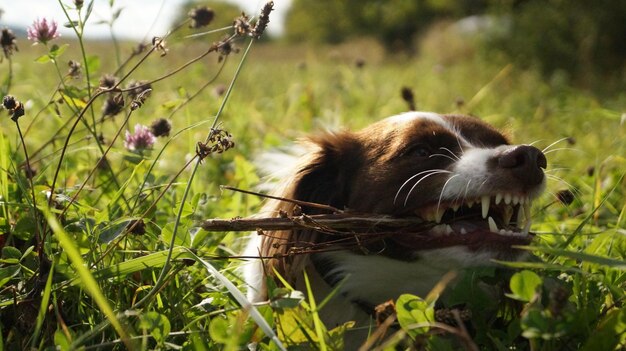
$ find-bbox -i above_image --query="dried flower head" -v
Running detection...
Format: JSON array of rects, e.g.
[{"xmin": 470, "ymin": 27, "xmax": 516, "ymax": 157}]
[
  {"xmin": 27, "ymin": 18, "xmax": 60, "ymax": 45},
  {"xmin": 74, "ymin": 0, "xmax": 84, "ymax": 9},
  {"xmin": 130, "ymin": 88, "xmax": 152, "ymax": 111},
  {"xmin": 127, "ymin": 219, "xmax": 146, "ymax": 236},
  {"xmin": 401, "ymin": 86, "xmax": 416, "ymax": 111},
  {"xmin": 99, "ymin": 74, "xmax": 118, "ymax": 90},
  {"xmin": 152, "ymin": 37, "xmax": 168, "ymax": 57},
  {"xmin": 102, "ymin": 94, "xmax": 124, "ymax": 117},
  {"xmin": 67, "ymin": 60, "xmax": 81, "ymax": 79},
  {"xmin": 196, "ymin": 128, "xmax": 235, "ymax": 162},
  {"xmin": 556, "ymin": 189, "xmax": 575, "ymax": 205},
  {"xmin": 150, "ymin": 118, "xmax": 171, "ymax": 137},
  {"xmin": 126, "ymin": 80, "xmax": 152, "ymax": 100},
  {"xmin": 217, "ymin": 36, "xmax": 239, "ymax": 62},
  {"xmin": 3, "ymin": 95, "xmax": 25, "ymax": 122},
  {"xmin": 189, "ymin": 6, "xmax": 215, "ymax": 29},
  {"xmin": 233, "ymin": 13, "xmax": 252, "ymax": 36},
  {"xmin": 124, "ymin": 124, "xmax": 156, "ymax": 151},
  {"xmin": 252, "ymin": 2, "xmax": 274, "ymax": 38},
  {"xmin": 1, "ymin": 28, "xmax": 18, "ymax": 60},
  {"xmin": 132, "ymin": 42, "xmax": 148, "ymax": 56}
]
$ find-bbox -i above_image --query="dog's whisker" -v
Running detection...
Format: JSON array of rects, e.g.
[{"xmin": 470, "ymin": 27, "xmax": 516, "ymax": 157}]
[
  {"xmin": 541, "ymin": 137, "xmax": 571, "ymax": 153},
  {"xmin": 436, "ymin": 174, "xmax": 461, "ymax": 214},
  {"xmin": 528, "ymin": 139, "xmax": 544, "ymax": 147},
  {"xmin": 403, "ymin": 170, "xmax": 452, "ymax": 207},
  {"xmin": 393, "ymin": 169, "xmax": 449, "ymax": 205},
  {"xmin": 429, "ymin": 153, "xmax": 458, "ymax": 163},
  {"xmin": 439, "ymin": 146, "xmax": 461, "ymax": 161},
  {"xmin": 544, "ymin": 147, "xmax": 581, "ymax": 155}
]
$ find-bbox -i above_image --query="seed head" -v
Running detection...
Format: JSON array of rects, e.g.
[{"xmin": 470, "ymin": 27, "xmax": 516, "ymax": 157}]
[
  {"xmin": 188, "ymin": 6, "xmax": 214, "ymax": 29},
  {"xmin": 401, "ymin": 86, "xmax": 416, "ymax": 111},
  {"xmin": 152, "ymin": 37, "xmax": 168, "ymax": 57},
  {"xmin": 102, "ymin": 94, "xmax": 124, "ymax": 117},
  {"xmin": 233, "ymin": 13, "xmax": 252, "ymax": 37},
  {"xmin": 27, "ymin": 18, "xmax": 60, "ymax": 45},
  {"xmin": 126, "ymin": 80, "xmax": 152, "ymax": 100},
  {"xmin": 1, "ymin": 28, "xmax": 18, "ymax": 60},
  {"xmin": 99, "ymin": 74, "xmax": 118, "ymax": 90},
  {"xmin": 150, "ymin": 118, "xmax": 171, "ymax": 137},
  {"xmin": 556, "ymin": 189, "xmax": 575, "ymax": 205},
  {"xmin": 74, "ymin": 0, "xmax": 84, "ymax": 9},
  {"xmin": 252, "ymin": 1, "xmax": 274, "ymax": 38},
  {"xmin": 3, "ymin": 95, "xmax": 25, "ymax": 122},
  {"xmin": 124, "ymin": 124, "xmax": 156, "ymax": 151}
]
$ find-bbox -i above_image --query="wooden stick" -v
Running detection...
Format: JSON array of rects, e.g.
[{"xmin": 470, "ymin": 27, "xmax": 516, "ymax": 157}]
[{"xmin": 201, "ymin": 213, "xmax": 424, "ymax": 232}]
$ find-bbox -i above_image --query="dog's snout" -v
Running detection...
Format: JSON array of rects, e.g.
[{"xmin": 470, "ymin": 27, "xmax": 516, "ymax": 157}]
[{"xmin": 498, "ymin": 145, "xmax": 547, "ymax": 186}]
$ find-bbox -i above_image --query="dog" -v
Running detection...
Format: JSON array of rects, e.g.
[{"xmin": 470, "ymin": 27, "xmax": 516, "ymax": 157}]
[{"xmin": 242, "ymin": 111, "xmax": 547, "ymax": 343}]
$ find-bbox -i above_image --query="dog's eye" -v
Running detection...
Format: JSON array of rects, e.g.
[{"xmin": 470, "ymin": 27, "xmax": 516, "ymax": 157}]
[{"xmin": 400, "ymin": 144, "xmax": 431, "ymax": 158}]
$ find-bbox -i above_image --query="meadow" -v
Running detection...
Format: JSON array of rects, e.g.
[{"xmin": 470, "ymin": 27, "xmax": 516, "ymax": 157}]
[{"xmin": 0, "ymin": 3, "xmax": 625, "ymax": 350}]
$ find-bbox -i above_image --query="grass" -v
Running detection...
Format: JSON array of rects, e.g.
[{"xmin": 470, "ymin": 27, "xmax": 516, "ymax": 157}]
[{"xmin": 0, "ymin": 2, "xmax": 625, "ymax": 350}]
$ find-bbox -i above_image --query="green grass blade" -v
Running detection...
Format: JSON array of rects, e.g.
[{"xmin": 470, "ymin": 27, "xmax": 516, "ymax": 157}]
[
  {"xmin": 30, "ymin": 259, "xmax": 55, "ymax": 349},
  {"xmin": 516, "ymin": 245, "xmax": 626, "ymax": 270},
  {"xmin": 303, "ymin": 271, "xmax": 328, "ymax": 351},
  {"xmin": 43, "ymin": 209, "xmax": 133, "ymax": 348},
  {"xmin": 188, "ymin": 250, "xmax": 287, "ymax": 351},
  {"xmin": 65, "ymin": 247, "xmax": 195, "ymax": 287}
]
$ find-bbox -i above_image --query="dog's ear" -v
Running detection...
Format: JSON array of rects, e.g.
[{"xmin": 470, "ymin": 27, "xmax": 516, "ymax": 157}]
[{"xmin": 293, "ymin": 132, "xmax": 362, "ymax": 212}]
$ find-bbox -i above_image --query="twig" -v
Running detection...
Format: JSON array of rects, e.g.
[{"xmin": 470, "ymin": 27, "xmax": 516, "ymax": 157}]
[
  {"xmin": 202, "ymin": 213, "xmax": 424, "ymax": 232},
  {"xmin": 220, "ymin": 185, "xmax": 343, "ymax": 213}
]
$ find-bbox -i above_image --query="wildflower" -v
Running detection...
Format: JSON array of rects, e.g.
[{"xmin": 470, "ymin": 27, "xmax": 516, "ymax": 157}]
[
  {"xmin": 188, "ymin": 6, "xmax": 214, "ymax": 29},
  {"xmin": 124, "ymin": 124, "xmax": 156, "ymax": 151},
  {"xmin": 1, "ymin": 28, "xmax": 18, "ymax": 61},
  {"xmin": 130, "ymin": 88, "xmax": 151, "ymax": 111},
  {"xmin": 27, "ymin": 18, "xmax": 60, "ymax": 45},
  {"xmin": 217, "ymin": 36, "xmax": 239, "ymax": 62},
  {"xmin": 252, "ymin": 2, "xmax": 274, "ymax": 39},
  {"xmin": 67, "ymin": 60, "xmax": 81, "ymax": 79},
  {"xmin": 74, "ymin": 0, "xmax": 84, "ymax": 9},
  {"xmin": 3, "ymin": 95, "xmax": 25, "ymax": 122},
  {"xmin": 150, "ymin": 118, "xmax": 171, "ymax": 137}
]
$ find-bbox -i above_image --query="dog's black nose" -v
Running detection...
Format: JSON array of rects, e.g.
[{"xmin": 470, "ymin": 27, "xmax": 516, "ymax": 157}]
[{"xmin": 498, "ymin": 145, "xmax": 547, "ymax": 186}]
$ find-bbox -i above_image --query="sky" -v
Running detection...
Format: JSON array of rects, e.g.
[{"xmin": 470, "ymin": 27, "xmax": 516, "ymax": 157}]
[{"xmin": 0, "ymin": 0, "xmax": 291, "ymax": 40}]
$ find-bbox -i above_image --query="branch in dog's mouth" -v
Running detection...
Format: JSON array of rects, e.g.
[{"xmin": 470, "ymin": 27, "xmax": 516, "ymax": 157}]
[{"xmin": 204, "ymin": 188, "xmax": 536, "ymax": 254}]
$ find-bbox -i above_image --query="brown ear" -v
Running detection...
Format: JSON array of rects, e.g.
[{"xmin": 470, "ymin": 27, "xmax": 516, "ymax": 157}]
[{"xmin": 293, "ymin": 132, "xmax": 362, "ymax": 213}]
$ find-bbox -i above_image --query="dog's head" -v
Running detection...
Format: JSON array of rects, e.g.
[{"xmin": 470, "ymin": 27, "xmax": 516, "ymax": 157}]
[{"xmin": 260, "ymin": 112, "xmax": 547, "ymax": 279}]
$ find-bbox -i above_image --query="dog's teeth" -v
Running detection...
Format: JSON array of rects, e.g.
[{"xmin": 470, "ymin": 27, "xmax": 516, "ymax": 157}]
[
  {"xmin": 460, "ymin": 227, "xmax": 467, "ymax": 235},
  {"xmin": 435, "ymin": 209, "xmax": 444, "ymax": 223},
  {"xmin": 488, "ymin": 216, "xmax": 498, "ymax": 233},
  {"xmin": 466, "ymin": 200, "xmax": 474, "ymax": 208},
  {"xmin": 523, "ymin": 218, "xmax": 532, "ymax": 235},
  {"xmin": 495, "ymin": 193, "xmax": 502, "ymax": 205},
  {"xmin": 502, "ymin": 206, "xmax": 513, "ymax": 225},
  {"xmin": 451, "ymin": 204, "xmax": 460, "ymax": 212},
  {"xmin": 518, "ymin": 196, "xmax": 525, "ymax": 205},
  {"xmin": 504, "ymin": 193, "xmax": 512, "ymax": 204},
  {"xmin": 481, "ymin": 196, "xmax": 490, "ymax": 218},
  {"xmin": 524, "ymin": 202, "xmax": 531, "ymax": 222},
  {"xmin": 445, "ymin": 225, "xmax": 453, "ymax": 234},
  {"xmin": 516, "ymin": 205, "xmax": 525, "ymax": 226},
  {"xmin": 512, "ymin": 195, "xmax": 520, "ymax": 205}
]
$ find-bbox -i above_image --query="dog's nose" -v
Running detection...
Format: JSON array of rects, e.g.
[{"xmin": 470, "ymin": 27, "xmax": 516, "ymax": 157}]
[{"xmin": 498, "ymin": 145, "xmax": 547, "ymax": 186}]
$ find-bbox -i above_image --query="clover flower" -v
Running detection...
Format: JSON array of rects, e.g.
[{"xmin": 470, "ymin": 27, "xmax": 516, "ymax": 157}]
[
  {"xmin": 124, "ymin": 124, "xmax": 156, "ymax": 151},
  {"xmin": 27, "ymin": 18, "xmax": 60, "ymax": 45}
]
